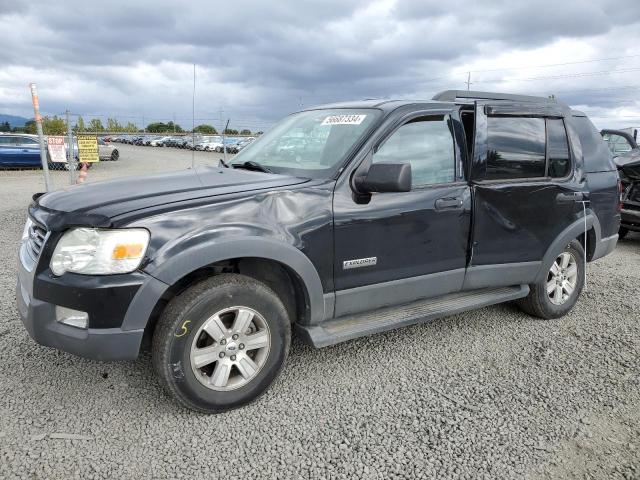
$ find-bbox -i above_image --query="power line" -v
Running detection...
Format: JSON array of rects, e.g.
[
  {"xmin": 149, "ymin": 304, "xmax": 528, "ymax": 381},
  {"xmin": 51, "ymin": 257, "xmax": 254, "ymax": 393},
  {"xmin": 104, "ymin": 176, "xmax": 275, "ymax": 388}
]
[
  {"xmin": 457, "ymin": 54, "xmax": 640, "ymax": 74},
  {"xmin": 473, "ymin": 67, "xmax": 640, "ymax": 83}
]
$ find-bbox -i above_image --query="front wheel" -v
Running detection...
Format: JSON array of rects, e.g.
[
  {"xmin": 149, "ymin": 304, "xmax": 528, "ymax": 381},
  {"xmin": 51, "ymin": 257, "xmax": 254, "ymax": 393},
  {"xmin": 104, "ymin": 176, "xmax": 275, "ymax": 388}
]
[
  {"xmin": 517, "ymin": 240, "xmax": 585, "ymax": 319},
  {"xmin": 152, "ymin": 274, "xmax": 291, "ymax": 413},
  {"xmin": 110, "ymin": 150, "xmax": 119, "ymax": 161}
]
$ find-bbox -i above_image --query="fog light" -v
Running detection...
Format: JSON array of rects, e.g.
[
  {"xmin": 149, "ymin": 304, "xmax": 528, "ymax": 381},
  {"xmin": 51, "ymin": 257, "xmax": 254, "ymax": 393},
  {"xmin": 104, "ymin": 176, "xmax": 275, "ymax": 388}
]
[{"xmin": 55, "ymin": 306, "xmax": 88, "ymax": 329}]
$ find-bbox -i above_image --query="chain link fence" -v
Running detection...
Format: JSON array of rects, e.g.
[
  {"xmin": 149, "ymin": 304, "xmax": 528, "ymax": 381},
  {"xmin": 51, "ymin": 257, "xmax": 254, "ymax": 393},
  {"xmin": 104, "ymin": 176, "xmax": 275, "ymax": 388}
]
[{"xmin": 28, "ymin": 112, "xmax": 267, "ymax": 191}]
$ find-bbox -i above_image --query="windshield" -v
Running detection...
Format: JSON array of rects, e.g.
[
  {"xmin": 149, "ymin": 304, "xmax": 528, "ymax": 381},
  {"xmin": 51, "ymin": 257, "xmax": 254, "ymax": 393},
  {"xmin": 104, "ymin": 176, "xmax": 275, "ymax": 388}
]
[{"xmin": 232, "ymin": 108, "xmax": 380, "ymax": 178}]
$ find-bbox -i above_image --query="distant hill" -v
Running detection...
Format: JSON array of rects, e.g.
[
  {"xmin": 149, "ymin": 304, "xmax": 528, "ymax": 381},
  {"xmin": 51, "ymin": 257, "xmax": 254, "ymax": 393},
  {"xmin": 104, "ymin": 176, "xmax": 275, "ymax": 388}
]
[{"xmin": 0, "ymin": 114, "xmax": 30, "ymax": 127}]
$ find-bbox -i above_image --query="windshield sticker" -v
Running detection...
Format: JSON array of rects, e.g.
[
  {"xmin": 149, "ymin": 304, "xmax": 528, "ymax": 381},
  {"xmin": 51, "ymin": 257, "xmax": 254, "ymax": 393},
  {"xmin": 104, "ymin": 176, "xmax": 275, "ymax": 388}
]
[{"xmin": 321, "ymin": 114, "xmax": 367, "ymax": 126}]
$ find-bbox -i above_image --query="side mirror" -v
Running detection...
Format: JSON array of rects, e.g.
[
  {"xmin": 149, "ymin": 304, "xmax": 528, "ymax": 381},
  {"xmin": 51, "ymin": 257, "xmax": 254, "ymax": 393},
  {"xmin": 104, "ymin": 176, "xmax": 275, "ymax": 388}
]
[{"xmin": 354, "ymin": 162, "xmax": 412, "ymax": 193}]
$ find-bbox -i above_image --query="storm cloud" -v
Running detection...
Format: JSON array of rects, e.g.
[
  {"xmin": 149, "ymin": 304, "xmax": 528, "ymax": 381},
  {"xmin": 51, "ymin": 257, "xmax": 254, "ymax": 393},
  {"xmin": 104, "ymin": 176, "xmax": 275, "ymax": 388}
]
[{"xmin": 1, "ymin": 0, "xmax": 639, "ymax": 130}]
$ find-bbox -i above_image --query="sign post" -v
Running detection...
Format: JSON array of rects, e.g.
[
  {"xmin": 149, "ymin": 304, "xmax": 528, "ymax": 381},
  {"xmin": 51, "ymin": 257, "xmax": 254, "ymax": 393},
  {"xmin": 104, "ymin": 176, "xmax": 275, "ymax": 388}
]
[
  {"xmin": 29, "ymin": 83, "xmax": 52, "ymax": 192},
  {"xmin": 66, "ymin": 110, "xmax": 75, "ymax": 184}
]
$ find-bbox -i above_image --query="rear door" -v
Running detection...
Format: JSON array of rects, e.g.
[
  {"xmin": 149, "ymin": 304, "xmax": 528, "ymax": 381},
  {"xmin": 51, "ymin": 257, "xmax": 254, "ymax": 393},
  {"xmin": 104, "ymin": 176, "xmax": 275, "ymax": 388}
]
[{"xmin": 464, "ymin": 102, "xmax": 583, "ymax": 289}]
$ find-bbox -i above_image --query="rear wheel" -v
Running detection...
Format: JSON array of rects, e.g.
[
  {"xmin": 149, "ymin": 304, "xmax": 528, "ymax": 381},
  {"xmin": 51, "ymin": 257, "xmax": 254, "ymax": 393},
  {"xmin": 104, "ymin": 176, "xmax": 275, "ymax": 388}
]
[
  {"xmin": 152, "ymin": 274, "xmax": 291, "ymax": 413},
  {"xmin": 517, "ymin": 240, "xmax": 585, "ymax": 319}
]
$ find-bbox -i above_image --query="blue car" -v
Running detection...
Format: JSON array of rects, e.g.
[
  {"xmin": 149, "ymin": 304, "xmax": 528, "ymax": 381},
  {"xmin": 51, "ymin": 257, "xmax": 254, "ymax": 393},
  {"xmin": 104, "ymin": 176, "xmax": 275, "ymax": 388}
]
[{"xmin": 0, "ymin": 134, "xmax": 42, "ymax": 167}]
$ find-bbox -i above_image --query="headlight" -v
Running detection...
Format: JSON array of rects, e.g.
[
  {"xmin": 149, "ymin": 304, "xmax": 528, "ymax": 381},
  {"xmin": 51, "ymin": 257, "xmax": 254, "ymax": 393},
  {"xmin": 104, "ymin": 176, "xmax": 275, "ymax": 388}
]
[{"xmin": 50, "ymin": 228, "xmax": 149, "ymax": 276}]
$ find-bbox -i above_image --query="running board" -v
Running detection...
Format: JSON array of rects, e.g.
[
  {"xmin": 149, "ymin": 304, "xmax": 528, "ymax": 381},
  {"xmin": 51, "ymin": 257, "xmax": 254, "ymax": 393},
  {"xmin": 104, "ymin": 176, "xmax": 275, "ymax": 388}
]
[{"xmin": 297, "ymin": 285, "xmax": 529, "ymax": 348}]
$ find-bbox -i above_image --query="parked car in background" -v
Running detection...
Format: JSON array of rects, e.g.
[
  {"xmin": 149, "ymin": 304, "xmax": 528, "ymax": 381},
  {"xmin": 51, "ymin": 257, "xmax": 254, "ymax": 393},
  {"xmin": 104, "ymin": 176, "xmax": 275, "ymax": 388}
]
[
  {"xmin": 602, "ymin": 129, "xmax": 640, "ymax": 239},
  {"xmin": 150, "ymin": 136, "xmax": 171, "ymax": 147},
  {"xmin": 98, "ymin": 137, "xmax": 119, "ymax": 161},
  {"xmin": 0, "ymin": 133, "xmax": 42, "ymax": 167},
  {"xmin": 233, "ymin": 137, "xmax": 255, "ymax": 154},
  {"xmin": 215, "ymin": 137, "xmax": 239, "ymax": 153}
]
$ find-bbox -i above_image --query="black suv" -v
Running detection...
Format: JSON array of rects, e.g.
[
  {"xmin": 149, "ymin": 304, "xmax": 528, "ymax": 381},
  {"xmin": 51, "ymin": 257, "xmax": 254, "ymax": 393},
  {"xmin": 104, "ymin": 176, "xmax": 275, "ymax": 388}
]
[{"xmin": 17, "ymin": 91, "xmax": 620, "ymax": 412}]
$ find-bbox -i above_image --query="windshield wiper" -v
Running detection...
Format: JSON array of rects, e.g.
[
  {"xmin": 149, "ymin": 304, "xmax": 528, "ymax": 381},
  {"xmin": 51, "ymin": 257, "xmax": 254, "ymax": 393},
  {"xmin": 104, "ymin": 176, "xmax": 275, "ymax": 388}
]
[{"xmin": 231, "ymin": 161, "xmax": 273, "ymax": 173}]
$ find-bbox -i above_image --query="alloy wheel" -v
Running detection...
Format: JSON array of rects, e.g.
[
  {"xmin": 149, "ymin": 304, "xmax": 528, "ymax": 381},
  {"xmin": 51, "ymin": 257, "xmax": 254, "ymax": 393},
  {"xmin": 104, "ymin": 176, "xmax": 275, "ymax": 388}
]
[
  {"xmin": 547, "ymin": 251, "xmax": 578, "ymax": 305},
  {"xmin": 189, "ymin": 306, "xmax": 271, "ymax": 391}
]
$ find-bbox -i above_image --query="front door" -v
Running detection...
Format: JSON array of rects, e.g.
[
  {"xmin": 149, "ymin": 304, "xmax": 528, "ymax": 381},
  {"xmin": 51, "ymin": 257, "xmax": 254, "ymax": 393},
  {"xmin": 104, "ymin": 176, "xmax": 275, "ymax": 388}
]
[{"xmin": 332, "ymin": 111, "xmax": 471, "ymax": 317}]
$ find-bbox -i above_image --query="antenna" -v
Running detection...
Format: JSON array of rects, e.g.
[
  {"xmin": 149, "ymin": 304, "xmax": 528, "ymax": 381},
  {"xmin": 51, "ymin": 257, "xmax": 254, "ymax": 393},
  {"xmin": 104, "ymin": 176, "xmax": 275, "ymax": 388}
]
[{"xmin": 465, "ymin": 72, "xmax": 472, "ymax": 91}]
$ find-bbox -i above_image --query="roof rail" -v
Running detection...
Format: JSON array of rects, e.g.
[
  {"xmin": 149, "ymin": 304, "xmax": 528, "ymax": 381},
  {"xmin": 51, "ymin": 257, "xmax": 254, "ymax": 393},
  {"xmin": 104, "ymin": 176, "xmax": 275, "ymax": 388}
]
[{"xmin": 432, "ymin": 90, "xmax": 567, "ymax": 106}]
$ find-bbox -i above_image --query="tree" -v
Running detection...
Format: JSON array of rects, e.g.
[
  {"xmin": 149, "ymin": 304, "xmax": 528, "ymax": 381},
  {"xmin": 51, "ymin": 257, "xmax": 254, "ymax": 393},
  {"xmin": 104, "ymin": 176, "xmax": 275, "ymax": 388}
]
[
  {"xmin": 42, "ymin": 116, "xmax": 67, "ymax": 135},
  {"xmin": 193, "ymin": 124, "xmax": 217, "ymax": 134},
  {"xmin": 0, "ymin": 121, "xmax": 10, "ymax": 132},
  {"xmin": 146, "ymin": 121, "xmax": 183, "ymax": 133},
  {"xmin": 107, "ymin": 118, "xmax": 123, "ymax": 132},
  {"xmin": 240, "ymin": 129, "xmax": 251, "ymax": 135},
  {"xmin": 88, "ymin": 118, "xmax": 104, "ymax": 133},
  {"xmin": 124, "ymin": 122, "xmax": 138, "ymax": 133},
  {"xmin": 74, "ymin": 116, "xmax": 86, "ymax": 133},
  {"xmin": 224, "ymin": 128, "xmax": 239, "ymax": 135},
  {"xmin": 24, "ymin": 120, "xmax": 36, "ymax": 134}
]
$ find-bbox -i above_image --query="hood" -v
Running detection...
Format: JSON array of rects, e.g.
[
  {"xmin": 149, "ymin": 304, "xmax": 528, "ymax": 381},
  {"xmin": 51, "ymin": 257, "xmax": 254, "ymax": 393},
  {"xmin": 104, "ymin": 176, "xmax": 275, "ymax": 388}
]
[{"xmin": 33, "ymin": 166, "xmax": 309, "ymax": 230}]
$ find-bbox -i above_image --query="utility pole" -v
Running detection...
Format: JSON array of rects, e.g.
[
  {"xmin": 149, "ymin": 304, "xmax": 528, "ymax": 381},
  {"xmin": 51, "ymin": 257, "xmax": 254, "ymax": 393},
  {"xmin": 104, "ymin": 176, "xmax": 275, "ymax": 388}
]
[
  {"xmin": 29, "ymin": 83, "xmax": 52, "ymax": 192},
  {"xmin": 192, "ymin": 63, "xmax": 196, "ymax": 168},
  {"xmin": 465, "ymin": 72, "xmax": 472, "ymax": 91},
  {"xmin": 65, "ymin": 110, "xmax": 75, "ymax": 184},
  {"xmin": 223, "ymin": 119, "xmax": 230, "ymax": 166}
]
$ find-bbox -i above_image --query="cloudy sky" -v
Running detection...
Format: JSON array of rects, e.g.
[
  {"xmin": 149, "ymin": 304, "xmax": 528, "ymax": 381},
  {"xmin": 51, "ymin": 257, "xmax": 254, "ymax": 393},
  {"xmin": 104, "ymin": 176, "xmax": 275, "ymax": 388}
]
[{"xmin": 1, "ymin": 0, "xmax": 640, "ymax": 131}]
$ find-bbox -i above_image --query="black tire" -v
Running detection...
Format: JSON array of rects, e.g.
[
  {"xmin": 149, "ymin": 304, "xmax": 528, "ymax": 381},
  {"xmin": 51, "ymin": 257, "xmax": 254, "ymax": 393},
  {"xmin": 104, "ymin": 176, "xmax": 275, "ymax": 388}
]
[
  {"xmin": 619, "ymin": 226, "xmax": 629, "ymax": 240},
  {"xmin": 517, "ymin": 240, "xmax": 585, "ymax": 320},
  {"xmin": 110, "ymin": 150, "xmax": 119, "ymax": 161},
  {"xmin": 152, "ymin": 274, "xmax": 291, "ymax": 413}
]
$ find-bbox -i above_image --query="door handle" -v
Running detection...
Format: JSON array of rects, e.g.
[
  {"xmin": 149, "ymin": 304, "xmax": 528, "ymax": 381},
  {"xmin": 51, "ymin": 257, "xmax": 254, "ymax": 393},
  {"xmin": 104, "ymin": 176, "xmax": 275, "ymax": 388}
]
[
  {"xmin": 556, "ymin": 192, "xmax": 585, "ymax": 203},
  {"xmin": 435, "ymin": 197, "xmax": 463, "ymax": 210}
]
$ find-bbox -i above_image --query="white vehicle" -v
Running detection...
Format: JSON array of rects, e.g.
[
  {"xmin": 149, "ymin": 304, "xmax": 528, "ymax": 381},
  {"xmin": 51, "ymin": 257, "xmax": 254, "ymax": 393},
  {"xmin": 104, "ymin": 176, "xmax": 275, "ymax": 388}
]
[
  {"xmin": 150, "ymin": 136, "xmax": 171, "ymax": 147},
  {"xmin": 98, "ymin": 138, "xmax": 119, "ymax": 161}
]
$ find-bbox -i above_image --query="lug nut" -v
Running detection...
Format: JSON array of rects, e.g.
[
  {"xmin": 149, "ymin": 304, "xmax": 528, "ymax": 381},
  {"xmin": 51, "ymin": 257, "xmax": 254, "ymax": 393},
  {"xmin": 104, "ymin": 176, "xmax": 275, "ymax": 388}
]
[
  {"xmin": 219, "ymin": 352, "xmax": 225, "ymax": 358},
  {"xmin": 232, "ymin": 334, "xmax": 239, "ymax": 340},
  {"xmin": 220, "ymin": 339, "xmax": 227, "ymax": 345},
  {"xmin": 230, "ymin": 355, "xmax": 236, "ymax": 361},
  {"xmin": 239, "ymin": 344, "xmax": 245, "ymax": 350}
]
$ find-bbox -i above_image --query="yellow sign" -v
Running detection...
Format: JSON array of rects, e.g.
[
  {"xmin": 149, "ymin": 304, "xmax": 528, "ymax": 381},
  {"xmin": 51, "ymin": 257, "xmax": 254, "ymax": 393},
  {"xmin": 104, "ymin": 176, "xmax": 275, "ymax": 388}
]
[{"xmin": 77, "ymin": 135, "xmax": 99, "ymax": 163}]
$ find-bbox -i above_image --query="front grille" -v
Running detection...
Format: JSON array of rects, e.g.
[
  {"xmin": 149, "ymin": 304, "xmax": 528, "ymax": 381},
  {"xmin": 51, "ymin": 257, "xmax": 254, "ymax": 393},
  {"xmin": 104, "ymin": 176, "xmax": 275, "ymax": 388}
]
[{"xmin": 26, "ymin": 222, "xmax": 47, "ymax": 259}]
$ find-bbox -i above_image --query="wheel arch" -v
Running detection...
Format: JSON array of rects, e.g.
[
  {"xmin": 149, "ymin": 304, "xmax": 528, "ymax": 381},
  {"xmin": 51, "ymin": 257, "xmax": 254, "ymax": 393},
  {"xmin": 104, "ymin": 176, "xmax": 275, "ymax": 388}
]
[
  {"xmin": 535, "ymin": 212, "xmax": 600, "ymax": 282},
  {"xmin": 123, "ymin": 237, "xmax": 326, "ymax": 345}
]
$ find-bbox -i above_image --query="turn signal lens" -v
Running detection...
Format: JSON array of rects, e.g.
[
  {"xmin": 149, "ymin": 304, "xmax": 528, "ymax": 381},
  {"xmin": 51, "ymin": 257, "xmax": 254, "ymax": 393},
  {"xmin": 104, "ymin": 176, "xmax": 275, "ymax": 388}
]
[{"xmin": 112, "ymin": 243, "xmax": 144, "ymax": 260}]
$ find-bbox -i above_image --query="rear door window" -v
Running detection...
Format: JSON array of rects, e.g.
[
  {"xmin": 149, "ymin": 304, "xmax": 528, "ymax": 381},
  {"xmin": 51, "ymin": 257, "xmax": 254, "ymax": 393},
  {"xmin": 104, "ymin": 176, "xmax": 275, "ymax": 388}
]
[{"xmin": 485, "ymin": 117, "xmax": 546, "ymax": 180}]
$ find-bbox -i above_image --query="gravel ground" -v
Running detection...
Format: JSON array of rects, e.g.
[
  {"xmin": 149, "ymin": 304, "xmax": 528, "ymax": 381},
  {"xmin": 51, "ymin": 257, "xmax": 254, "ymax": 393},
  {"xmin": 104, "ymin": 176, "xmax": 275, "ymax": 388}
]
[{"xmin": 0, "ymin": 145, "xmax": 639, "ymax": 479}]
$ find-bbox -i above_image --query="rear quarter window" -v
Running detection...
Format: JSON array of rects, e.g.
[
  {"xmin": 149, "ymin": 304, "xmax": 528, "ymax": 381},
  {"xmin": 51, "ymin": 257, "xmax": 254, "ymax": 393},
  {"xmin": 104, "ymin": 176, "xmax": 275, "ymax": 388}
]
[{"xmin": 569, "ymin": 116, "xmax": 615, "ymax": 173}]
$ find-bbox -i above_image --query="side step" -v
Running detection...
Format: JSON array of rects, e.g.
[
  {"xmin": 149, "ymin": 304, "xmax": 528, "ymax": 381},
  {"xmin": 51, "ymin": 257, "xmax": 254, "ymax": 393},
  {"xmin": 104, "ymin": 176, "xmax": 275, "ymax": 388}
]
[{"xmin": 297, "ymin": 285, "xmax": 529, "ymax": 348}]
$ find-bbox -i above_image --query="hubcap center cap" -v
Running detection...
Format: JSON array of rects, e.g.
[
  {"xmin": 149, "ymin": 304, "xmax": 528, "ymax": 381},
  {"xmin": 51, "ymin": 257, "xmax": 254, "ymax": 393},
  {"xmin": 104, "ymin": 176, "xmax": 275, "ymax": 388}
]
[{"xmin": 225, "ymin": 341, "xmax": 239, "ymax": 354}]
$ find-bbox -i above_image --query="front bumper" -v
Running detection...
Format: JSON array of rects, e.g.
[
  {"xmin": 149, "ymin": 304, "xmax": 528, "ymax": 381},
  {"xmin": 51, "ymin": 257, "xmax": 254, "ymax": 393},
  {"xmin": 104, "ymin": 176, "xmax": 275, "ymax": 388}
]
[{"xmin": 16, "ymin": 242, "xmax": 147, "ymax": 361}]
